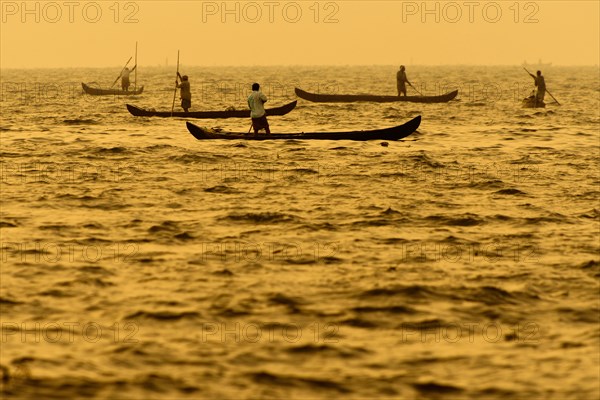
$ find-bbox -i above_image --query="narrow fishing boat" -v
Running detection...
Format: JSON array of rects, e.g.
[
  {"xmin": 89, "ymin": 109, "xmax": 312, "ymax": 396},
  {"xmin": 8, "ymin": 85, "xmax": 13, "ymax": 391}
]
[
  {"xmin": 295, "ymin": 88, "xmax": 458, "ymax": 103},
  {"xmin": 186, "ymin": 115, "xmax": 421, "ymax": 141},
  {"xmin": 126, "ymin": 101, "xmax": 297, "ymax": 118},
  {"xmin": 82, "ymin": 83, "xmax": 144, "ymax": 96},
  {"xmin": 82, "ymin": 43, "xmax": 144, "ymax": 96},
  {"xmin": 522, "ymin": 95, "xmax": 545, "ymax": 108}
]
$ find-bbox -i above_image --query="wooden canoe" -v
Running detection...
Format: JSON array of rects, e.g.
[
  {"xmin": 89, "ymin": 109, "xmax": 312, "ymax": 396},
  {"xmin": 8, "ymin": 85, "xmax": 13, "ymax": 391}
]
[
  {"xmin": 522, "ymin": 95, "xmax": 545, "ymax": 108},
  {"xmin": 295, "ymin": 87, "xmax": 458, "ymax": 103},
  {"xmin": 186, "ymin": 115, "xmax": 421, "ymax": 141},
  {"xmin": 82, "ymin": 82, "xmax": 144, "ymax": 96},
  {"xmin": 126, "ymin": 101, "xmax": 297, "ymax": 119}
]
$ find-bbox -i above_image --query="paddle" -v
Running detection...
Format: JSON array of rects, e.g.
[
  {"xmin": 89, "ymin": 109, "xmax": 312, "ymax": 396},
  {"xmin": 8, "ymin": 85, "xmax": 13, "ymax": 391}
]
[
  {"xmin": 171, "ymin": 50, "xmax": 180, "ymax": 117},
  {"xmin": 543, "ymin": 86, "xmax": 560, "ymax": 106},
  {"xmin": 111, "ymin": 57, "xmax": 132, "ymax": 88},
  {"xmin": 523, "ymin": 67, "xmax": 560, "ymax": 105}
]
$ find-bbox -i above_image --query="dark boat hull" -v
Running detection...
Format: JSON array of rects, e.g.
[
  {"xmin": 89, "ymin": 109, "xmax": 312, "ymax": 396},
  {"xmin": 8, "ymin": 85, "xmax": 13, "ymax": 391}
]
[
  {"xmin": 186, "ymin": 116, "xmax": 421, "ymax": 141},
  {"xmin": 522, "ymin": 96, "xmax": 546, "ymax": 108},
  {"xmin": 295, "ymin": 88, "xmax": 458, "ymax": 103},
  {"xmin": 126, "ymin": 101, "xmax": 297, "ymax": 119},
  {"xmin": 82, "ymin": 83, "xmax": 144, "ymax": 96}
]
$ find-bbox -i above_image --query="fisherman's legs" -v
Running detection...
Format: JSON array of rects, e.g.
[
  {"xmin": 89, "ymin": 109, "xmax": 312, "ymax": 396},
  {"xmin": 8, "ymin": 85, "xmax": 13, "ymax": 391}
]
[
  {"xmin": 251, "ymin": 115, "xmax": 270, "ymax": 134},
  {"xmin": 181, "ymin": 99, "xmax": 191, "ymax": 112},
  {"xmin": 397, "ymin": 84, "xmax": 406, "ymax": 96},
  {"xmin": 536, "ymin": 88, "xmax": 546, "ymax": 102},
  {"xmin": 251, "ymin": 117, "xmax": 261, "ymax": 134},
  {"xmin": 122, "ymin": 78, "xmax": 130, "ymax": 91}
]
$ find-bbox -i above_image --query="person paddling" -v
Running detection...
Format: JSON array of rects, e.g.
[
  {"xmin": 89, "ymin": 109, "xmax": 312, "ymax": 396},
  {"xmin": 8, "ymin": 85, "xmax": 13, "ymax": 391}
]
[
  {"xmin": 176, "ymin": 73, "xmax": 191, "ymax": 112},
  {"xmin": 247, "ymin": 83, "xmax": 270, "ymax": 135},
  {"xmin": 527, "ymin": 70, "xmax": 546, "ymax": 106}
]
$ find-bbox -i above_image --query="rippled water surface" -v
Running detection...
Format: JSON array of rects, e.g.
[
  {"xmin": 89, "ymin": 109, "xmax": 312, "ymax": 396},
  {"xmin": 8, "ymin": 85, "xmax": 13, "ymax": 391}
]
[{"xmin": 1, "ymin": 66, "xmax": 599, "ymax": 399}]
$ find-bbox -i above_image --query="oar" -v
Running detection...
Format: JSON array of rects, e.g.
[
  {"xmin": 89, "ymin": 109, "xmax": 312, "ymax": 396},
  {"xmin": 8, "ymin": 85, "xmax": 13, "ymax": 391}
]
[
  {"xmin": 523, "ymin": 67, "xmax": 560, "ymax": 105},
  {"xmin": 544, "ymin": 87, "xmax": 560, "ymax": 105},
  {"xmin": 171, "ymin": 50, "xmax": 180, "ymax": 117},
  {"xmin": 111, "ymin": 57, "xmax": 132, "ymax": 88}
]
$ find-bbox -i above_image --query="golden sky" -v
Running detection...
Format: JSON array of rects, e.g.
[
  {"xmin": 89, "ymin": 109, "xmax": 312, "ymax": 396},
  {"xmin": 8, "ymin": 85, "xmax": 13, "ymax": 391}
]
[{"xmin": 1, "ymin": 0, "xmax": 598, "ymax": 68}]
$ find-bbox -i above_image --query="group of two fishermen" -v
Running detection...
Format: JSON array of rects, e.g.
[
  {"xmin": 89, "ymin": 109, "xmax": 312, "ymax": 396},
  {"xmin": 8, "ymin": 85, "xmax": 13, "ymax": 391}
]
[
  {"xmin": 174, "ymin": 75, "xmax": 268, "ymax": 134},
  {"xmin": 397, "ymin": 65, "xmax": 546, "ymax": 104}
]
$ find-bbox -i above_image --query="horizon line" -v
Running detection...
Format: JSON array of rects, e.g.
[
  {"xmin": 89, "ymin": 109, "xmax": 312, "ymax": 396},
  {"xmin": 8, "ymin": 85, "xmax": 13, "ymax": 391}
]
[{"xmin": 2, "ymin": 63, "xmax": 599, "ymax": 70}]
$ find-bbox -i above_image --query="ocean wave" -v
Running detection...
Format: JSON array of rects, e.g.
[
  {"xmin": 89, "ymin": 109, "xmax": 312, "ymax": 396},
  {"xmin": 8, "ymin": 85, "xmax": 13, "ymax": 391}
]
[
  {"xmin": 125, "ymin": 310, "xmax": 201, "ymax": 321},
  {"xmin": 219, "ymin": 212, "xmax": 301, "ymax": 224}
]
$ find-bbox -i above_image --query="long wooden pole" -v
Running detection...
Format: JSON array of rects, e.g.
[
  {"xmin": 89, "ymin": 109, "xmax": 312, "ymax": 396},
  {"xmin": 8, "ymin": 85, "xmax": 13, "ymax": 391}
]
[
  {"xmin": 134, "ymin": 42, "xmax": 138, "ymax": 91},
  {"xmin": 171, "ymin": 50, "xmax": 180, "ymax": 116},
  {"xmin": 111, "ymin": 57, "xmax": 132, "ymax": 88}
]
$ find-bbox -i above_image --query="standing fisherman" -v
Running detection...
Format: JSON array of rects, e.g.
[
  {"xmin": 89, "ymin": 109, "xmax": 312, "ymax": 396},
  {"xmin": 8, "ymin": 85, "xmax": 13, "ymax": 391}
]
[
  {"xmin": 121, "ymin": 66, "xmax": 136, "ymax": 91},
  {"xmin": 247, "ymin": 83, "xmax": 270, "ymax": 135},
  {"xmin": 527, "ymin": 70, "xmax": 546, "ymax": 106},
  {"xmin": 396, "ymin": 65, "xmax": 412, "ymax": 96},
  {"xmin": 176, "ymin": 73, "xmax": 191, "ymax": 112}
]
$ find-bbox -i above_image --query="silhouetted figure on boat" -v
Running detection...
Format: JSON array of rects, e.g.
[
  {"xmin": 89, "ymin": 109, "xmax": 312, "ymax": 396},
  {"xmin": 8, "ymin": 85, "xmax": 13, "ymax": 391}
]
[
  {"xmin": 248, "ymin": 83, "xmax": 270, "ymax": 135},
  {"xmin": 396, "ymin": 65, "xmax": 412, "ymax": 96},
  {"xmin": 176, "ymin": 73, "xmax": 191, "ymax": 112},
  {"xmin": 528, "ymin": 70, "xmax": 546, "ymax": 106},
  {"xmin": 121, "ymin": 66, "xmax": 136, "ymax": 91}
]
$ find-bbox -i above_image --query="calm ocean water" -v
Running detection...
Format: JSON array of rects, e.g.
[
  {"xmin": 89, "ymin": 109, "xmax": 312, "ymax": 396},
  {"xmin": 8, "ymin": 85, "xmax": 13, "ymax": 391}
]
[{"xmin": 1, "ymin": 65, "xmax": 599, "ymax": 399}]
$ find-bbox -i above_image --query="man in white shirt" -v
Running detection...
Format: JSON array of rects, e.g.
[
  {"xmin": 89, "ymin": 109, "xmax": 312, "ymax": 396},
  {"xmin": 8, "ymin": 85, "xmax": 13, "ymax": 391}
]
[
  {"xmin": 247, "ymin": 83, "xmax": 270, "ymax": 134},
  {"xmin": 121, "ymin": 66, "xmax": 136, "ymax": 91}
]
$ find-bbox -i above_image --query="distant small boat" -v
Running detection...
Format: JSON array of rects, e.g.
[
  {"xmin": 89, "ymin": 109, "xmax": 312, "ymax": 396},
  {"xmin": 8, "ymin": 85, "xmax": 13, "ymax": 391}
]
[
  {"xmin": 522, "ymin": 59, "xmax": 552, "ymax": 69},
  {"xmin": 82, "ymin": 83, "xmax": 144, "ymax": 96},
  {"xmin": 522, "ymin": 95, "xmax": 545, "ymax": 108},
  {"xmin": 126, "ymin": 101, "xmax": 297, "ymax": 119},
  {"xmin": 295, "ymin": 88, "xmax": 458, "ymax": 103},
  {"xmin": 186, "ymin": 115, "xmax": 421, "ymax": 141}
]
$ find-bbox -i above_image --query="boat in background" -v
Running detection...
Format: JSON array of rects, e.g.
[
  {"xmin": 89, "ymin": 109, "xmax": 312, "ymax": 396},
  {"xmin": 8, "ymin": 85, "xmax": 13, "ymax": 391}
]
[
  {"xmin": 295, "ymin": 88, "xmax": 458, "ymax": 103},
  {"xmin": 126, "ymin": 101, "xmax": 297, "ymax": 119},
  {"xmin": 82, "ymin": 43, "xmax": 144, "ymax": 96},
  {"xmin": 522, "ymin": 59, "xmax": 552, "ymax": 69},
  {"xmin": 82, "ymin": 83, "xmax": 144, "ymax": 96},
  {"xmin": 186, "ymin": 115, "xmax": 421, "ymax": 141}
]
